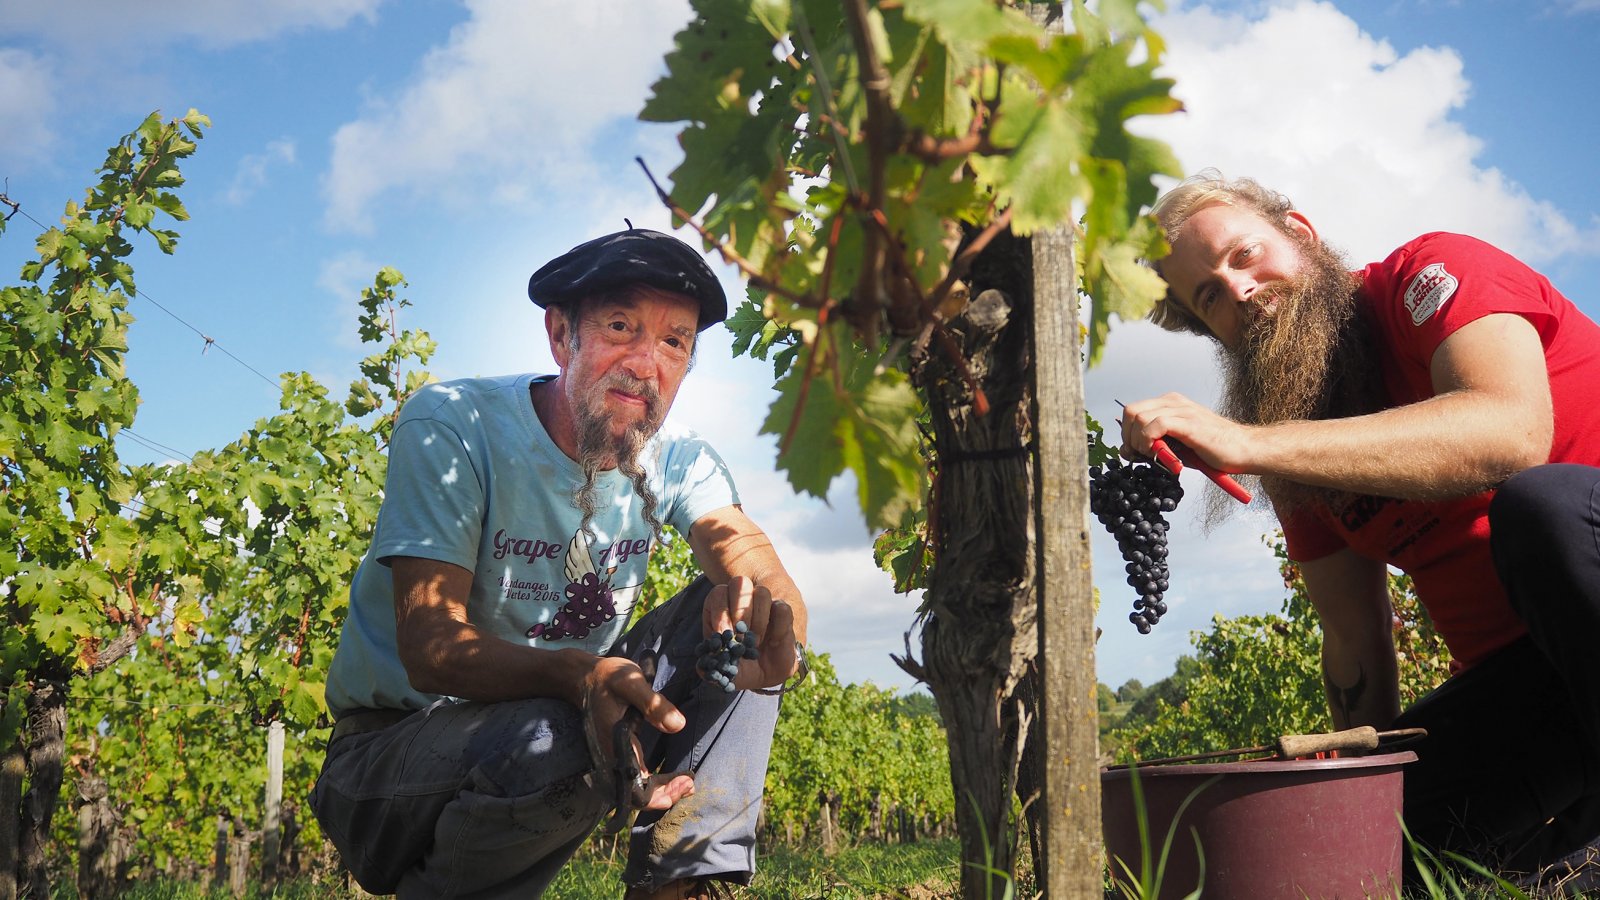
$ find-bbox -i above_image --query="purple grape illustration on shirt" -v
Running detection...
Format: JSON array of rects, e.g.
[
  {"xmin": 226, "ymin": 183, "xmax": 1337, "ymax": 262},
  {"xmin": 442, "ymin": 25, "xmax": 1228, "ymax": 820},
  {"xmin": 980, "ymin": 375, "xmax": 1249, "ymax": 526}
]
[
  {"xmin": 527, "ymin": 571, "xmax": 617, "ymax": 640},
  {"xmin": 527, "ymin": 530, "xmax": 625, "ymax": 641}
]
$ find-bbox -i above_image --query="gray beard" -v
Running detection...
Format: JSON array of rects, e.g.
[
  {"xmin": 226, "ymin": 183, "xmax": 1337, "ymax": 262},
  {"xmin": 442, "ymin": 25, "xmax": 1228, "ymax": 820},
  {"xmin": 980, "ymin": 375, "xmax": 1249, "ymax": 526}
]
[{"xmin": 572, "ymin": 389, "xmax": 664, "ymax": 541}]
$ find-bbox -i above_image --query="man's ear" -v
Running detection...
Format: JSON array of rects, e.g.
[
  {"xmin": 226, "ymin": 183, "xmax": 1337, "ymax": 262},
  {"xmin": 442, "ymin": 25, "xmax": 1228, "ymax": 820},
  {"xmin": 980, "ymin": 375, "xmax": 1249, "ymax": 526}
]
[
  {"xmin": 546, "ymin": 306, "xmax": 572, "ymax": 369},
  {"xmin": 1285, "ymin": 210, "xmax": 1318, "ymax": 243}
]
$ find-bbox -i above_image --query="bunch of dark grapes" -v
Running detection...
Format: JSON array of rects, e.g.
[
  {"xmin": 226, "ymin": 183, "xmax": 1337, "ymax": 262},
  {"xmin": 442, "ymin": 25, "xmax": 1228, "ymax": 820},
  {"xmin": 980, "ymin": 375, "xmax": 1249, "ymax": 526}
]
[
  {"xmin": 526, "ymin": 572, "xmax": 616, "ymax": 640},
  {"xmin": 695, "ymin": 621, "xmax": 760, "ymax": 693},
  {"xmin": 1089, "ymin": 458, "xmax": 1183, "ymax": 634}
]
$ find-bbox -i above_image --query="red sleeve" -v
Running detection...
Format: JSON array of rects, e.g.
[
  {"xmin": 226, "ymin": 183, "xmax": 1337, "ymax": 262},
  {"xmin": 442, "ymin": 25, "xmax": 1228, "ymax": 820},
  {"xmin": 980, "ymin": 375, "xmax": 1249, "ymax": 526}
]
[{"xmin": 1368, "ymin": 233, "xmax": 1561, "ymax": 369}]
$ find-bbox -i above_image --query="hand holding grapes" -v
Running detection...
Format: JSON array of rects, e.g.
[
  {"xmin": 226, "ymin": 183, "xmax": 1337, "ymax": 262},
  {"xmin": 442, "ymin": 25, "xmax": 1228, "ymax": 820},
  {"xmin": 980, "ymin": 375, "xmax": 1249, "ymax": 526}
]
[{"xmin": 700, "ymin": 576, "xmax": 801, "ymax": 692}]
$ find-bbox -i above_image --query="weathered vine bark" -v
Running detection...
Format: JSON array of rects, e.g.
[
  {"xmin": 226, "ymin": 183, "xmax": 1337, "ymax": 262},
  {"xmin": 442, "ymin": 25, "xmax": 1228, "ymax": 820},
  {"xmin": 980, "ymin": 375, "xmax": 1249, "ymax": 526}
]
[
  {"xmin": 211, "ymin": 815, "xmax": 229, "ymax": 891},
  {"xmin": 228, "ymin": 816, "xmax": 250, "ymax": 896},
  {"xmin": 18, "ymin": 683, "xmax": 65, "ymax": 900},
  {"xmin": 76, "ymin": 767, "xmax": 118, "ymax": 899},
  {"xmin": 906, "ymin": 230, "xmax": 1038, "ymax": 899},
  {"xmin": 0, "ymin": 738, "xmax": 23, "ymax": 900}
]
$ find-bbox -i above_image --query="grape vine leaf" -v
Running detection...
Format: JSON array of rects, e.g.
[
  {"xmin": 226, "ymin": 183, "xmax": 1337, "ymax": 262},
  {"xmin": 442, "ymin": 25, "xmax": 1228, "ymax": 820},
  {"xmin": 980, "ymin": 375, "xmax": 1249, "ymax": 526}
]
[{"xmin": 762, "ymin": 346, "xmax": 923, "ymax": 529}]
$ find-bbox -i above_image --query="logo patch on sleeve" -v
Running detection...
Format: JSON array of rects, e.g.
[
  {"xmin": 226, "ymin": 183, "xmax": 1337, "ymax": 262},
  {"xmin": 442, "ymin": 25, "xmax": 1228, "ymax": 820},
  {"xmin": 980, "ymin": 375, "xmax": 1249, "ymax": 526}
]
[{"xmin": 1403, "ymin": 262, "xmax": 1458, "ymax": 325}]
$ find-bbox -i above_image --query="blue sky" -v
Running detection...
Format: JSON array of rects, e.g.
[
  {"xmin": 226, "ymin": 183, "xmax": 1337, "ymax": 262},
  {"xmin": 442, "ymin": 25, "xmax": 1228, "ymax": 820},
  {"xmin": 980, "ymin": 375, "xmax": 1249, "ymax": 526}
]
[{"xmin": 3, "ymin": 0, "xmax": 1596, "ymax": 695}]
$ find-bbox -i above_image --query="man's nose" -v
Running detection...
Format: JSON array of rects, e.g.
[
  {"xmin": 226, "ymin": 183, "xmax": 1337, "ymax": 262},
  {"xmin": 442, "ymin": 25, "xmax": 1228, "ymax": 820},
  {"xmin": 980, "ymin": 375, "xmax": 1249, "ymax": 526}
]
[
  {"xmin": 618, "ymin": 339, "xmax": 664, "ymax": 378},
  {"xmin": 1221, "ymin": 270, "xmax": 1259, "ymax": 305}
]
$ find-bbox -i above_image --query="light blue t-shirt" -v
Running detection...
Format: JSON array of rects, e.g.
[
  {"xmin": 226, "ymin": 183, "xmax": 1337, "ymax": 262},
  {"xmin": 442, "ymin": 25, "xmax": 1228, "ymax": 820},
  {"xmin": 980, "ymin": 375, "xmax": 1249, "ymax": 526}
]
[{"xmin": 325, "ymin": 373, "xmax": 739, "ymax": 717}]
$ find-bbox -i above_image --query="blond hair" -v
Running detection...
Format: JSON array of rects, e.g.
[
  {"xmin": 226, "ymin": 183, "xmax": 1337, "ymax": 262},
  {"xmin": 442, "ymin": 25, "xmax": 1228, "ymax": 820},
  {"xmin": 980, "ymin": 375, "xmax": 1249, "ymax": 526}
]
[{"xmin": 1147, "ymin": 169, "xmax": 1297, "ymax": 336}]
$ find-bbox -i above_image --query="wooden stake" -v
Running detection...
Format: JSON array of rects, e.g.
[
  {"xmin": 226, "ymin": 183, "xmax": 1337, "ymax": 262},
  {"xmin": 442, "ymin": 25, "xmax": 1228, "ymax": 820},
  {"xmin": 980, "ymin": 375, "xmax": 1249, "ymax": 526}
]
[
  {"xmin": 262, "ymin": 721, "xmax": 284, "ymax": 887},
  {"xmin": 1031, "ymin": 193, "xmax": 1102, "ymax": 892}
]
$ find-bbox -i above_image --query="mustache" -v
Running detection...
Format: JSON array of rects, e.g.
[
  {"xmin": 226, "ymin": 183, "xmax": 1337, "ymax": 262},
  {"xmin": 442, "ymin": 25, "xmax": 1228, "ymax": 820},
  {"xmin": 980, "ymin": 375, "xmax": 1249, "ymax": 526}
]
[{"xmin": 600, "ymin": 373, "xmax": 662, "ymax": 420}]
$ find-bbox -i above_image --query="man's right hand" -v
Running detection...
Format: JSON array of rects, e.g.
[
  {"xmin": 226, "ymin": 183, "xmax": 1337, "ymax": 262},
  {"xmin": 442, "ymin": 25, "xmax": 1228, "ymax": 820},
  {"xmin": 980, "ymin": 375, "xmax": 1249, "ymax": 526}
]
[{"xmin": 575, "ymin": 655, "xmax": 694, "ymax": 809}]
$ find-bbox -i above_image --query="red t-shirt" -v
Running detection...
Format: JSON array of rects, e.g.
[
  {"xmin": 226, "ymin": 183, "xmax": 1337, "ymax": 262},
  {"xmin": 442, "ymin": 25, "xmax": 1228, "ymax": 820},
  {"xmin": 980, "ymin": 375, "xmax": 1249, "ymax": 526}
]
[{"xmin": 1281, "ymin": 233, "xmax": 1600, "ymax": 669}]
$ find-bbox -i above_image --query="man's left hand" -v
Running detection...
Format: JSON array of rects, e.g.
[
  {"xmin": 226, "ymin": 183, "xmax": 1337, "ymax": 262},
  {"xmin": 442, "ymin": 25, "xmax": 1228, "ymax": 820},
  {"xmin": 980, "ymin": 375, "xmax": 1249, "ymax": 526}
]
[{"xmin": 701, "ymin": 576, "xmax": 801, "ymax": 692}]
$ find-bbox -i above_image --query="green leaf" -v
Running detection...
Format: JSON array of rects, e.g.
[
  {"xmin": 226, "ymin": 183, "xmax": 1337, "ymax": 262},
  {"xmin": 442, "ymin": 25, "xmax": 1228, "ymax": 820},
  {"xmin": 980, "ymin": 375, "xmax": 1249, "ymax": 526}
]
[
  {"xmin": 641, "ymin": 0, "xmax": 790, "ymax": 125},
  {"xmin": 901, "ymin": 0, "xmax": 1035, "ymax": 49},
  {"xmin": 152, "ymin": 191, "xmax": 189, "ymax": 221},
  {"xmin": 1082, "ymin": 216, "xmax": 1169, "ymax": 365},
  {"xmin": 763, "ymin": 346, "xmax": 923, "ymax": 528},
  {"xmin": 58, "ymin": 236, "xmax": 90, "ymax": 271},
  {"xmin": 122, "ymin": 201, "xmax": 156, "ymax": 230},
  {"xmin": 972, "ymin": 89, "xmax": 1086, "ymax": 234},
  {"xmin": 726, "ymin": 298, "xmax": 772, "ymax": 358}
]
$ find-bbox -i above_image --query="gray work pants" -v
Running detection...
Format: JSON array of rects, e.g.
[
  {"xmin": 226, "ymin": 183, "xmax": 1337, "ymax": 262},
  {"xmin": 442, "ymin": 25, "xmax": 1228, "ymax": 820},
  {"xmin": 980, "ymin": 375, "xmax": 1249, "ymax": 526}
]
[{"xmin": 310, "ymin": 577, "xmax": 779, "ymax": 898}]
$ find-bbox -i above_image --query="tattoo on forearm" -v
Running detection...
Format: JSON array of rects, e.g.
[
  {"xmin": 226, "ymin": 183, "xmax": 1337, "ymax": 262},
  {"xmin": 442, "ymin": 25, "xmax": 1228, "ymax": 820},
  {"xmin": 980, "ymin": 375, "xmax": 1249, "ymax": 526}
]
[{"xmin": 1324, "ymin": 665, "xmax": 1368, "ymax": 720}]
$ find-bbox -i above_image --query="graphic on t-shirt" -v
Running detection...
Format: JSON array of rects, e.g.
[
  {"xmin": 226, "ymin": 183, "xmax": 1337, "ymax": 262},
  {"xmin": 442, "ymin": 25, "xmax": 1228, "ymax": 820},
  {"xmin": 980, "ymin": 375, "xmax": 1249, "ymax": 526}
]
[
  {"xmin": 525, "ymin": 529, "xmax": 645, "ymax": 641},
  {"xmin": 1404, "ymin": 262, "xmax": 1458, "ymax": 325}
]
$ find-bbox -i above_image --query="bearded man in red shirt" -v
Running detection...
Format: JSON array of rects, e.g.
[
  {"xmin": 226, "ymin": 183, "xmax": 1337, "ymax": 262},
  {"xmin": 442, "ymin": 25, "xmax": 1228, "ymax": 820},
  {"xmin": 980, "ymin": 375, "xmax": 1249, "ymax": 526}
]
[{"xmin": 1121, "ymin": 170, "xmax": 1600, "ymax": 883}]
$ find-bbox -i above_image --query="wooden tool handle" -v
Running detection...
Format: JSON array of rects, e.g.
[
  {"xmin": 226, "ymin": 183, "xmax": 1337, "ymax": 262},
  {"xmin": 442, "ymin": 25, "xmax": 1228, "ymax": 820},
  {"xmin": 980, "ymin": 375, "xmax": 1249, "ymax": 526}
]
[{"xmin": 1277, "ymin": 726, "xmax": 1380, "ymax": 758}]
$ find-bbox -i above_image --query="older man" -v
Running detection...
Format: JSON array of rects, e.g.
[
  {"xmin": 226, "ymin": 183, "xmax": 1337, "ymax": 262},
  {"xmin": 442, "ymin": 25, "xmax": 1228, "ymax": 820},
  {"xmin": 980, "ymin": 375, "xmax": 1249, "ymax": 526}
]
[
  {"xmin": 311, "ymin": 228, "xmax": 807, "ymax": 899},
  {"xmin": 1121, "ymin": 171, "xmax": 1600, "ymax": 879}
]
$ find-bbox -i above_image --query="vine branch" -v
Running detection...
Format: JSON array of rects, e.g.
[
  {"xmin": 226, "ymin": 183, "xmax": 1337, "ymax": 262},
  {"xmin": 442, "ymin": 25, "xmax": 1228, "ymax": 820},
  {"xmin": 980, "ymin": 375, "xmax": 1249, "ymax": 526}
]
[
  {"xmin": 634, "ymin": 156, "xmax": 813, "ymax": 308},
  {"xmin": 926, "ymin": 207, "xmax": 1014, "ymax": 319}
]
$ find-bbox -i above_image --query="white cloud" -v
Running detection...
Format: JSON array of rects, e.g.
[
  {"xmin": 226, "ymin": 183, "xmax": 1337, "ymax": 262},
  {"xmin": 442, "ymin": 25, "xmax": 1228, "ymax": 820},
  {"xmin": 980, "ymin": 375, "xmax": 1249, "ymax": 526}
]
[
  {"xmin": 322, "ymin": 0, "xmax": 692, "ymax": 232},
  {"xmin": 318, "ymin": 249, "xmax": 385, "ymax": 301},
  {"xmin": 0, "ymin": 47, "xmax": 56, "ymax": 171},
  {"xmin": 315, "ymin": 250, "xmax": 390, "ymax": 359},
  {"xmin": 224, "ymin": 139, "xmax": 297, "ymax": 205},
  {"xmin": 1141, "ymin": 0, "xmax": 1600, "ymax": 265},
  {"xmin": 0, "ymin": 0, "xmax": 382, "ymax": 48}
]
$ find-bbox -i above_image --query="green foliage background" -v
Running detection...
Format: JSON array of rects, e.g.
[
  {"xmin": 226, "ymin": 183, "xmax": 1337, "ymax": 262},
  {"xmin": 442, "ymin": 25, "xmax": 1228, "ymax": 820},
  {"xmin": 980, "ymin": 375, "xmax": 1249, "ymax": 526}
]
[
  {"xmin": 1105, "ymin": 536, "xmax": 1454, "ymax": 760},
  {"xmin": 766, "ymin": 652, "xmax": 953, "ymax": 839},
  {"xmin": 3, "ymin": 112, "xmax": 955, "ymax": 885}
]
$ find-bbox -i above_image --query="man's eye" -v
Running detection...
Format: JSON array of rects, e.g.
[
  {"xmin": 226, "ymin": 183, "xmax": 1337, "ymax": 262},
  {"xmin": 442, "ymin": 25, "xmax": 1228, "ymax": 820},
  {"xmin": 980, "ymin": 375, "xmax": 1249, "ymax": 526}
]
[{"xmin": 608, "ymin": 320, "xmax": 629, "ymax": 332}]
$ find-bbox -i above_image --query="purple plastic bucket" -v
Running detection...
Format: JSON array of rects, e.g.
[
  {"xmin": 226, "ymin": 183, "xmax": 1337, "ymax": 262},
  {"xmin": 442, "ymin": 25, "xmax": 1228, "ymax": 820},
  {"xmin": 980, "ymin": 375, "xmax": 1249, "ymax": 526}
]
[{"xmin": 1101, "ymin": 751, "xmax": 1417, "ymax": 900}]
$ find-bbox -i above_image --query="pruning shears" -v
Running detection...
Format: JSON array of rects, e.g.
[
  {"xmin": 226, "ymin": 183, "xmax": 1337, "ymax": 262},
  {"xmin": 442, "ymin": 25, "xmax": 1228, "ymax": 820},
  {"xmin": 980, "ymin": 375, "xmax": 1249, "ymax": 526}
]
[
  {"xmin": 1115, "ymin": 400, "xmax": 1253, "ymax": 504},
  {"xmin": 601, "ymin": 656, "xmax": 656, "ymax": 835}
]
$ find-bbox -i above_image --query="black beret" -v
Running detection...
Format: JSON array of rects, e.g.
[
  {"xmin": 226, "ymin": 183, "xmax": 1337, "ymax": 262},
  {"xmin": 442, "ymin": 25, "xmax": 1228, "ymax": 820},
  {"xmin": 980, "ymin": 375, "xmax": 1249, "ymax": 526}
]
[{"xmin": 527, "ymin": 228, "xmax": 728, "ymax": 332}]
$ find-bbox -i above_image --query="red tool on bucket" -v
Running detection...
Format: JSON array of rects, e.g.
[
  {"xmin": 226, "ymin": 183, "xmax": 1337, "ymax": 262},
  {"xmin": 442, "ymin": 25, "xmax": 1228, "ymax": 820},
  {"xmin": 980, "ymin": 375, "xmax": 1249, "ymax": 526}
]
[{"xmin": 1115, "ymin": 400, "xmax": 1253, "ymax": 504}]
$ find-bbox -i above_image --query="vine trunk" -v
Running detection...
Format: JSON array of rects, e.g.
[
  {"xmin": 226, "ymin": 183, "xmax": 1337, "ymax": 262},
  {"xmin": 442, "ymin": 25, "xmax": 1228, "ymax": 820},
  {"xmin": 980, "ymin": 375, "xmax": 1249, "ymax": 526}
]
[
  {"xmin": 911, "ymin": 230, "xmax": 1039, "ymax": 898},
  {"xmin": 18, "ymin": 683, "xmax": 65, "ymax": 900}
]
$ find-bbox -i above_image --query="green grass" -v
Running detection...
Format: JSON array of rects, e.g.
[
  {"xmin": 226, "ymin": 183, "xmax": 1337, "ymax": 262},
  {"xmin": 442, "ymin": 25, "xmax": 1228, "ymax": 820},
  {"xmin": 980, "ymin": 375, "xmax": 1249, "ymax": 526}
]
[
  {"xmin": 62, "ymin": 880, "xmax": 354, "ymax": 900},
  {"xmin": 69, "ymin": 840, "xmax": 962, "ymax": 900},
  {"xmin": 548, "ymin": 839, "xmax": 962, "ymax": 899},
  {"xmin": 52, "ymin": 838, "xmax": 1600, "ymax": 899}
]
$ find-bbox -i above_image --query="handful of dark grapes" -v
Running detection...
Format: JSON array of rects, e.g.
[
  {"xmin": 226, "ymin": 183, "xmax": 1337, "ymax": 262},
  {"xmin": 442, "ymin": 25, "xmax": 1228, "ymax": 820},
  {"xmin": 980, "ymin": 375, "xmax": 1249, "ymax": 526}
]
[
  {"xmin": 1089, "ymin": 458, "xmax": 1184, "ymax": 634},
  {"xmin": 695, "ymin": 621, "xmax": 760, "ymax": 693}
]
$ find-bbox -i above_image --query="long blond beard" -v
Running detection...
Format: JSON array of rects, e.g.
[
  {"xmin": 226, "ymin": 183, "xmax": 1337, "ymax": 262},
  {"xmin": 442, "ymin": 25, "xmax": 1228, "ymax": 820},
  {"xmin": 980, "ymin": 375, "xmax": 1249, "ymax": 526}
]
[{"xmin": 1210, "ymin": 238, "xmax": 1383, "ymax": 523}]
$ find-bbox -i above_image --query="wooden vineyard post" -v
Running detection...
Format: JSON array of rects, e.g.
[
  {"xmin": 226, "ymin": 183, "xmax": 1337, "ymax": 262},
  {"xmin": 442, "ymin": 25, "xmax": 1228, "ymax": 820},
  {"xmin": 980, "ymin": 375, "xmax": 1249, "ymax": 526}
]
[
  {"xmin": 262, "ymin": 721, "xmax": 285, "ymax": 887},
  {"xmin": 817, "ymin": 789, "xmax": 837, "ymax": 856},
  {"xmin": 1031, "ymin": 220, "xmax": 1101, "ymax": 896}
]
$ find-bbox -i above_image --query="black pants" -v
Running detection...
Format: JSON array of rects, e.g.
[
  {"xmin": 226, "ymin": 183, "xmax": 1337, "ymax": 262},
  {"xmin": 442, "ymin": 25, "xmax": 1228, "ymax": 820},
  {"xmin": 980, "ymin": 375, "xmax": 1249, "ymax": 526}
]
[{"xmin": 1395, "ymin": 464, "xmax": 1600, "ymax": 877}]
